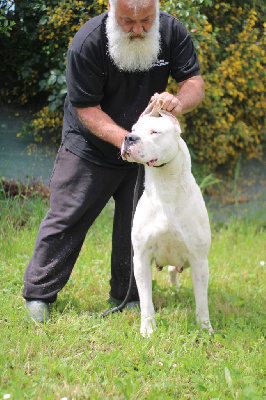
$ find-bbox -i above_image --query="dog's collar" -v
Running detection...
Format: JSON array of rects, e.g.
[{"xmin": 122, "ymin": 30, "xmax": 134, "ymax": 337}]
[
  {"xmin": 154, "ymin": 163, "xmax": 167, "ymax": 168},
  {"xmin": 145, "ymin": 159, "xmax": 169, "ymax": 168}
]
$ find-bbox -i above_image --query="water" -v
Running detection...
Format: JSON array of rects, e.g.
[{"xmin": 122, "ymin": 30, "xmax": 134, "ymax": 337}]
[{"xmin": 0, "ymin": 105, "xmax": 57, "ymax": 186}]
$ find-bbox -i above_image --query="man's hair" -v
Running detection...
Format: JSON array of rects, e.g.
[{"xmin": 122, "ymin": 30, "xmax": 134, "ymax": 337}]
[{"xmin": 109, "ymin": 0, "xmax": 157, "ymax": 9}]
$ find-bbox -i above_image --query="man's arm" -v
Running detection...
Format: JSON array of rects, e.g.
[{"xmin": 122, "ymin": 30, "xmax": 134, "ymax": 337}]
[
  {"xmin": 76, "ymin": 105, "xmax": 129, "ymax": 149},
  {"xmin": 151, "ymin": 75, "xmax": 205, "ymax": 116},
  {"xmin": 76, "ymin": 75, "xmax": 204, "ymax": 148}
]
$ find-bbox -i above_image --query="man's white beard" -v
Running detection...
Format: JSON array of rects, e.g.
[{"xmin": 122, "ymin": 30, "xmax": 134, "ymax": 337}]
[{"xmin": 106, "ymin": 10, "xmax": 160, "ymax": 72}]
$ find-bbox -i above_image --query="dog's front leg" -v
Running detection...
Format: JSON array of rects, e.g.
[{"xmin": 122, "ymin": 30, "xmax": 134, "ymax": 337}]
[
  {"xmin": 190, "ymin": 259, "xmax": 213, "ymax": 334},
  {"xmin": 134, "ymin": 255, "xmax": 156, "ymax": 337}
]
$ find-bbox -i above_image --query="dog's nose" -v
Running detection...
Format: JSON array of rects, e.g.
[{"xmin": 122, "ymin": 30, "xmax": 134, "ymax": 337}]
[{"xmin": 124, "ymin": 134, "xmax": 140, "ymax": 145}]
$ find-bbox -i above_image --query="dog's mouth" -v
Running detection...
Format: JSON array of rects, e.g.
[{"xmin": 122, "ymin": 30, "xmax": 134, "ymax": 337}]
[
  {"xmin": 121, "ymin": 142, "xmax": 159, "ymax": 167},
  {"xmin": 121, "ymin": 147, "xmax": 131, "ymax": 161},
  {"xmin": 146, "ymin": 159, "xmax": 158, "ymax": 167}
]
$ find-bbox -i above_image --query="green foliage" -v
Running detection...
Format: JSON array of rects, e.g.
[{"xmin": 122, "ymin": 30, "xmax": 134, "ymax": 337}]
[
  {"xmin": 165, "ymin": 0, "xmax": 265, "ymax": 171},
  {"xmin": 162, "ymin": 0, "xmax": 214, "ymax": 51},
  {"xmin": 1, "ymin": 0, "xmax": 108, "ymax": 143},
  {"xmin": 0, "ymin": 1, "xmax": 47, "ymax": 103},
  {"xmin": 0, "ymin": 9, "xmax": 15, "ymax": 36},
  {"xmin": 0, "ymin": 0, "xmax": 265, "ymax": 169}
]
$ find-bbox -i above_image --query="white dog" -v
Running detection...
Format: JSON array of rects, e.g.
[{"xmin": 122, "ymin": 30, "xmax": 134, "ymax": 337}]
[{"xmin": 121, "ymin": 98, "xmax": 213, "ymax": 336}]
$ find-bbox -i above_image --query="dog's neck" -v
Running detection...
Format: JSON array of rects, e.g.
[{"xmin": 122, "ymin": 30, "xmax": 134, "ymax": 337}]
[
  {"xmin": 153, "ymin": 162, "xmax": 168, "ymax": 168},
  {"xmin": 143, "ymin": 138, "xmax": 194, "ymax": 204}
]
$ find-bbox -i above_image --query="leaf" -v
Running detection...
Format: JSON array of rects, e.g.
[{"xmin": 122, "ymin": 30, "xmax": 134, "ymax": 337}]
[
  {"xmin": 39, "ymin": 16, "xmax": 47, "ymax": 25},
  {"xmin": 59, "ymin": 88, "xmax": 67, "ymax": 96},
  {"xmin": 48, "ymin": 102, "xmax": 57, "ymax": 111},
  {"xmin": 224, "ymin": 367, "xmax": 234, "ymax": 397},
  {"xmin": 51, "ymin": 69, "xmax": 61, "ymax": 75},
  {"xmin": 39, "ymin": 80, "xmax": 47, "ymax": 90},
  {"xmin": 242, "ymin": 385, "xmax": 258, "ymax": 398},
  {"xmin": 47, "ymin": 75, "xmax": 57, "ymax": 86},
  {"xmin": 57, "ymin": 75, "xmax": 66, "ymax": 85},
  {"xmin": 197, "ymin": 383, "xmax": 207, "ymax": 391}
]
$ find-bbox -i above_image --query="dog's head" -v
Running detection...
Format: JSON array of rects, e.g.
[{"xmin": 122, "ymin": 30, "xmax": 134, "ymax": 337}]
[{"xmin": 121, "ymin": 105, "xmax": 181, "ymax": 167}]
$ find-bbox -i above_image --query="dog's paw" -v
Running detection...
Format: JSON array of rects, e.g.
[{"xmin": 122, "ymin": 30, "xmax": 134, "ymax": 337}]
[
  {"xmin": 168, "ymin": 265, "xmax": 180, "ymax": 292},
  {"xmin": 140, "ymin": 317, "xmax": 157, "ymax": 337},
  {"xmin": 201, "ymin": 321, "xmax": 214, "ymax": 335}
]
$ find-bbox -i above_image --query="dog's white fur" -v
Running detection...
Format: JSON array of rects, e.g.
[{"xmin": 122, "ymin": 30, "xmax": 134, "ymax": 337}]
[{"xmin": 121, "ymin": 101, "xmax": 213, "ymax": 336}]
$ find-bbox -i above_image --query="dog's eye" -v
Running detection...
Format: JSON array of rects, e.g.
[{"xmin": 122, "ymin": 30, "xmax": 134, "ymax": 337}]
[{"xmin": 151, "ymin": 130, "xmax": 161, "ymax": 135}]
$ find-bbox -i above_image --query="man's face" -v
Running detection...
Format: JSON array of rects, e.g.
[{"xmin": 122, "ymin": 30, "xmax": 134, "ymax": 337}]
[
  {"xmin": 106, "ymin": 0, "xmax": 160, "ymax": 72},
  {"xmin": 115, "ymin": 0, "xmax": 157, "ymax": 37}
]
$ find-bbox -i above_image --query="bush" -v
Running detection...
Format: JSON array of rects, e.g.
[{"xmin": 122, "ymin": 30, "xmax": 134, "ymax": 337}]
[
  {"xmin": 1, "ymin": 0, "xmax": 264, "ymax": 170},
  {"xmin": 22, "ymin": 0, "xmax": 108, "ymax": 144},
  {"xmin": 0, "ymin": 0, "xmax": 53, "ymax": 105},
  {"xmin": 183, "ymin": 8, "xmax": 265, "ymax": 170},
  {"xmin": 165, "ymin": 1, "xmax": 265, "ymax": 171}
]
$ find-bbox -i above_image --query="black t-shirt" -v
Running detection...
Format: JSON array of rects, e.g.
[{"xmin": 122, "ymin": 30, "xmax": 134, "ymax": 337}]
[{"xmin": 63, "ymin": 11, "xmax": 200, "ymax": 168}]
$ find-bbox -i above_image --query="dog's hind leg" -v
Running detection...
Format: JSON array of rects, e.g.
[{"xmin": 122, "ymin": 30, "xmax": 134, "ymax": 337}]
[
  {"xmin": 190, "ymin": 258, "xmax": 213, "ymax": 334},
  {"xmin": 168, "ymin": 265, "xmax": 180, "ymax": 291},
  {"xmin": 134, "ymin": 255, "xmax": 156, "ymax": 337}
]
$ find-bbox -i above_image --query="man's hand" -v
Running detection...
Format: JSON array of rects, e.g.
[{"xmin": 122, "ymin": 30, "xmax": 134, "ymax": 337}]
[
  {"xmin": 151, "ymin": 92, "xmax": 183, "ymax": 115},
  {"xmin": 151, "ymin": 75, "xmax": 205, "ymax": 116}
]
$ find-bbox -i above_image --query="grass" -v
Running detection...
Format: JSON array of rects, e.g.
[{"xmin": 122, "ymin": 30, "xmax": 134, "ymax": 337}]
[{"xmin": 0, "ymin": 193, "xmax": 265, "ymax": 400}]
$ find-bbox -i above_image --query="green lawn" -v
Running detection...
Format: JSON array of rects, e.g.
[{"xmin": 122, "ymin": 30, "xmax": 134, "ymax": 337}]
[{"xmin": 0, "ymin": 195, "xmax": 265, "ymax": 399}]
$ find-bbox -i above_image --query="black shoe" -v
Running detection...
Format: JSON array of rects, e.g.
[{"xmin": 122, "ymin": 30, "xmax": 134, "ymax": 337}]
[
  {"xmin": 25, "ymin": 300, "xmax": 50, "ymax": 323},
  {"xmin": 108, "ymin": 296, "xmax": 140, "ymax": 311}
]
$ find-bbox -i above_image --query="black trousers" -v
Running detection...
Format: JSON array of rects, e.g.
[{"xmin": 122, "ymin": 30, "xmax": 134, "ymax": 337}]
[{"xmin": 23, "ymin": 144, "xmax": 142, "ymax": 303}]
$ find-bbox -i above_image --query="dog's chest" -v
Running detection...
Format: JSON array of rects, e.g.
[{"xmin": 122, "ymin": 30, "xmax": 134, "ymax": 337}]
[
  {"xmin": 132, "ymin": 165, "xmax": 211, "ymax": 267},
  {"xmin": 133, "ymin": 202, "xmax": 191, "ymax": 266},
  {"xmin": 147, "ymin": 218, "xmax": 189, "ymax": 266}
]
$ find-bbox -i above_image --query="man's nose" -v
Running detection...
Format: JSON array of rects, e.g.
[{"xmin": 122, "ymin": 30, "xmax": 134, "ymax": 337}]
[{"xmin": 132, "ymin": 23, "xmax": 143, "ymax": 35}]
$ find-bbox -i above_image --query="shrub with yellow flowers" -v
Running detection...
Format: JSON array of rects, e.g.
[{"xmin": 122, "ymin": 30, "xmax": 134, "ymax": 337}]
[
  {"xmin": 182, "ymin": 6, "xmax": 265, "ymax": 170},
  {"xmin": 22, "ymin": 0, "xmax": 216, "ymax": 145},
  {"xmin": 163, "ymin": 0, "xmax": 265, "ymax": 171},
  {"xmin": 1, "ymin": 0, "xmax": 264, "ymax": 171}
]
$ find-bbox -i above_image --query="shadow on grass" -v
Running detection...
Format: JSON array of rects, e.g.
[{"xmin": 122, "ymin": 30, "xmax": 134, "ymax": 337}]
[{"xmin": 51, "ymin": 272, "xmax": 265, "ymax": 337}]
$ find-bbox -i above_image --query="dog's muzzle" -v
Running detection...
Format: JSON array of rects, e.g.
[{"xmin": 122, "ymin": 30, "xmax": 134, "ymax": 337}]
[
  {"xmin": 124, "ymin": 134, "xmax": 141, "ymax": 147},
  {"xmin": 121, "ymin": 134, "xmax": 141, "ymax": 160}
]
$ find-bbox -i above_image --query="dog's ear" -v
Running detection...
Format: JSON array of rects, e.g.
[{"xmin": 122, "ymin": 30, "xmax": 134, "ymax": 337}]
[
  {"xmin": 174, "ymin": 118, "xmax": 182, "ymax": 133},
  {"xmin": 159, "ymin": 110, "xmax": 182, "ymax": 133},
  {"xmin": 141, "ymin": 94, "xmax": 163, "ymax": 117},
  {"xmin": 142, "ymin": 101, "xmax": 160, "ymax": 117}
]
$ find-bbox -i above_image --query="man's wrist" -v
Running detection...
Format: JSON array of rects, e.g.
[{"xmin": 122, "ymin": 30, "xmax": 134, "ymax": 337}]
[
  {"xmin": 116, "ymin": 132, "xmax": 128, "ymax": 149},
  {"xmin": 173, "ymin": 96, "xmax": 183, "ymax": 116}
]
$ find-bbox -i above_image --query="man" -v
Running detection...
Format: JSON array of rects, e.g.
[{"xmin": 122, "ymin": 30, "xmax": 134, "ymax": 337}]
[{"xmin": 23, "ymin": 0, "xmax": 205, "ymax": 322}]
